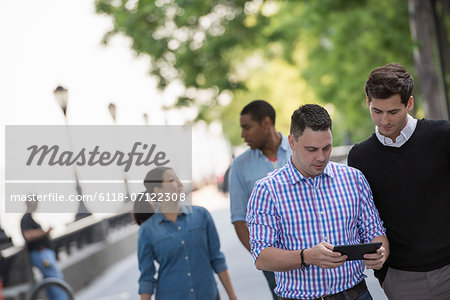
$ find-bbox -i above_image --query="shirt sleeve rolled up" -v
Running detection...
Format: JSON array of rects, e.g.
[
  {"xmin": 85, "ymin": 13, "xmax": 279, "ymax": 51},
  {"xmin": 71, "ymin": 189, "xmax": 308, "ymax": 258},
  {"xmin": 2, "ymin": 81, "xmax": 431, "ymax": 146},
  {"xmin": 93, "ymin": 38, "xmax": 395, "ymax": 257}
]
[
  {"xmin": 229, "ymin": 162, "xmax": 251, "ymax": 223},
  {"xmin": 356, "ymin": 171, "xmax": 386, "ymax": 242},
  {"xmin": 137, "ymin": 228, "xmax": 156, "ymax": 295},
  {"xmin": 246, "ymin": 180, "xmax": 279, "ymax": 262},
  {"xmin": 204, "ymin": 208, "xmax": 228, "ymax": 273}
]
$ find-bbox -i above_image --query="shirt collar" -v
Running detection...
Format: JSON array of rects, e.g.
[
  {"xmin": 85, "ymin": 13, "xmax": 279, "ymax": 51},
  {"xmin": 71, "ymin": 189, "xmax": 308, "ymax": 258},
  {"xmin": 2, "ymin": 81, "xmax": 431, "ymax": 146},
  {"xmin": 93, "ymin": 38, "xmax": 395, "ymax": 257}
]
[
  {"xmin": 153, "ymin": 204, "xmax": 189, "ymax": 224},
  {"xmin": 287, "ymin": 158, "xmax": 334, "ymax": 185},
  {"xmin": 322, "ymin": 163, "xmax": 334, "ymax": 179},
  {"xmin": 256, "ymin": 132, "xmax": 290, "ymax": 156},
  {"xmin": 375, "ymin": 114, "xmax": 417, "ymax": 146}
]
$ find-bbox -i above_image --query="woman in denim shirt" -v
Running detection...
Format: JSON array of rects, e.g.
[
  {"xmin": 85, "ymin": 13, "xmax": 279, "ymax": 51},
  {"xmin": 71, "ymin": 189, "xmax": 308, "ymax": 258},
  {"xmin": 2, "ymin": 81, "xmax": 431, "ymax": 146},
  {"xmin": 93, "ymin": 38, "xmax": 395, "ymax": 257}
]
[{"xmin": 133, "ymin": 167, "xmax": 237, "ymax": 300}]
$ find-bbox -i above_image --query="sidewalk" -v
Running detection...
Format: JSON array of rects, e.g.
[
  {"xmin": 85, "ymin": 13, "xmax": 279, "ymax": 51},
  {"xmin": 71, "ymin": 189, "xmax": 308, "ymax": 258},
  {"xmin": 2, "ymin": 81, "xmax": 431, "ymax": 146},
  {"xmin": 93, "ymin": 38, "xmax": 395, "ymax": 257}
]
[{"xmin": 76, "ymin": 185, "xmax": 388, "ymax": 300}]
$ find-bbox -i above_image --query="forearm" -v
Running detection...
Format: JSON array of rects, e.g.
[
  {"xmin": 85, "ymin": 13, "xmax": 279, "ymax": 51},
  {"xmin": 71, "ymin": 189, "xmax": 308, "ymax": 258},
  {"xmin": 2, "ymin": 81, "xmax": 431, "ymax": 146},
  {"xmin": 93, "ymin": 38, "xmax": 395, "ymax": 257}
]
[
  {"xmin": 23, "ymin": 229, "xmax": 48, "ymax": 242},
  {"xmin": 218, "ymin": 270, "xmax": 237, "ymax": 300},
  {"xmin": 140, "ymin": 294, "xmax": 151, "ymax": 300},
  {"xmin": 370, "ymin": 235, "xmax": 389, "ymax": 256},
  {"xmin": 255, "ymin": 247, "xmax": 302, "ymax": 272},
  {"xmin": 363, "ymin": 235, "xmax": 390, "ymax": 270},
  {"xmin": 256, "ymin": 242, "xmax": 347, "ymax": 271},
  {"xmin": 233, "ymin": 221, "xmax": 251, "ymax": 252}
]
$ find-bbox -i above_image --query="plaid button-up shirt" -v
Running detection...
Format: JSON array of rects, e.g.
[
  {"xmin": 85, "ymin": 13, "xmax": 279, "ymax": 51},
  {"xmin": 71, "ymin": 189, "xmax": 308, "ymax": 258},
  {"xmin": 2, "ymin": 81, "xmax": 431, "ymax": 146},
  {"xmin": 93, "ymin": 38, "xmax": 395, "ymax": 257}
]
[{"xmin": 247, "ymin": 159, "xmax": 385, "ymax": 299}]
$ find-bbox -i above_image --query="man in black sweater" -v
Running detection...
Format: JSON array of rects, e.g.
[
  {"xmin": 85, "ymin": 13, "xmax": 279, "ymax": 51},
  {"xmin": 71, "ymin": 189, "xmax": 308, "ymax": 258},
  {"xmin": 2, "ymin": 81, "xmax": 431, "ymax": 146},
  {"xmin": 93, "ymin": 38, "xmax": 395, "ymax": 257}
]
[{"xmin": 347, "ymin": 63, "xmax": 450, "ymax": 300}]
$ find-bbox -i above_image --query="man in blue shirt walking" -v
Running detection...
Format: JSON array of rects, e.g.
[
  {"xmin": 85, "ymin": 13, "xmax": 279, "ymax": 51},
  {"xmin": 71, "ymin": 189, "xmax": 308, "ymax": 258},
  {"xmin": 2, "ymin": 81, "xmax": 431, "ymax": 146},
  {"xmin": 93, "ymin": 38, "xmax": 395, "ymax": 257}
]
[{"xmin": 229, "ymin": 100, "xmax": 292, "ymax": 299}]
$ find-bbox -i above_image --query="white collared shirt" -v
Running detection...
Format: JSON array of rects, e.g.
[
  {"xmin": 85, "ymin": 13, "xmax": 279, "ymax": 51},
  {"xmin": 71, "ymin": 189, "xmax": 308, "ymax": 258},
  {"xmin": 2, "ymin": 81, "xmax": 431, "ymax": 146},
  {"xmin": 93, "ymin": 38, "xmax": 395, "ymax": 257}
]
[{"xmin": 375, "ymin": 114, "xmax": 417, "ymax": 147}]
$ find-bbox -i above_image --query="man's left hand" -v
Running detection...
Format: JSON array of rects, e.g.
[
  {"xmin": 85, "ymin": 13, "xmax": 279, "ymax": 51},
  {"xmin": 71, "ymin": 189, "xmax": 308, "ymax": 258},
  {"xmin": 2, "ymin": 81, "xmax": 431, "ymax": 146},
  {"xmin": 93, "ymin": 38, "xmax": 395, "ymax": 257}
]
[{"xmin": 363, "ymin": 246, "xmax": 387, "ymax": 270}]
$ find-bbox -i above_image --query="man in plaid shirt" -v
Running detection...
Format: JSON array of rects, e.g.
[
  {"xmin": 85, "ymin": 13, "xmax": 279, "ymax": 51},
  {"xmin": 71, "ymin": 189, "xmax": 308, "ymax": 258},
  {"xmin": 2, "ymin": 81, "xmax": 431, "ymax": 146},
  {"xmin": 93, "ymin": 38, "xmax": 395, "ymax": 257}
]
[{"xmin": 247, "ymin": 104, "xmax": 389, "ymax": 300}]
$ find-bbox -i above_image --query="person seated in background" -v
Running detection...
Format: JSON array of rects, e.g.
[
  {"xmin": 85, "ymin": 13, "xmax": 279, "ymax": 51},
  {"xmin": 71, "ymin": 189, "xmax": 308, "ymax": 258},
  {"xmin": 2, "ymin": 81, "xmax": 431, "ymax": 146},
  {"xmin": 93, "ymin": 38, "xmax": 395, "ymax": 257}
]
[{"xmin": 21, "ymin": 196, "xmax": 67, "ymax": 300}]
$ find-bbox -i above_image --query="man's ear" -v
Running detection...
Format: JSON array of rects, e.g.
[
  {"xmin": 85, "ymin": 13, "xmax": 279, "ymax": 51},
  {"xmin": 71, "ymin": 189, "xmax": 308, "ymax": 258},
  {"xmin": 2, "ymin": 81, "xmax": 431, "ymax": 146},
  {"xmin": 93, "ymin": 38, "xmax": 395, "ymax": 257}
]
[
  {"xmin": 288, "ymin": 134, "xmax": 295, "ymax": 151},
  {"xmin": 406, "ymin": 96, "xmax": 414, "ymax": 112},
  {"xmin": 262, "ymin": 116, "xmax": 272, "ymax": 129},
  {"xmin": 366, "ymin": 96, "xmax": 371, "ymax": 108}
]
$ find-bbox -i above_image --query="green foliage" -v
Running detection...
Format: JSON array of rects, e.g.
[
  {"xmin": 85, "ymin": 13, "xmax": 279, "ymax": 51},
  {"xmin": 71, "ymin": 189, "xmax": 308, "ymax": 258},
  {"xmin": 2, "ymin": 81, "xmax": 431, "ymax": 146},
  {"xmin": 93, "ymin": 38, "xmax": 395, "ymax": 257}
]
[
  {"xmin": 222, "ymin": 53, "xmax": 319, "ymax": 145},
  {"xmin": 296, "ymin": 0, "xmax": 415, "ymax": 143},
  {"xmin": 96, "ymin": 0, "xmax": 267, "ymax": 108},
  {"xmin": 96, "ymin": 0, "xmax": 416, "ymax": 145}
]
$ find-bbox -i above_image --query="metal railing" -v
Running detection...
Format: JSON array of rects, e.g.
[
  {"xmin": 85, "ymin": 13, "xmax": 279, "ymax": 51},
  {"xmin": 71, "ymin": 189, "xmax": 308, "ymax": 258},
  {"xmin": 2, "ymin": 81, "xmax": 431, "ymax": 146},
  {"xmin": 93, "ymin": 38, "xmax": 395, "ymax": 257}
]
[
  {"xmin": 1, "ymin": 204, "xmax": 134, "ymax": 300},
  {"xmin": 52, "ymin": 203, "xmax": 133, "ymax": 259}
]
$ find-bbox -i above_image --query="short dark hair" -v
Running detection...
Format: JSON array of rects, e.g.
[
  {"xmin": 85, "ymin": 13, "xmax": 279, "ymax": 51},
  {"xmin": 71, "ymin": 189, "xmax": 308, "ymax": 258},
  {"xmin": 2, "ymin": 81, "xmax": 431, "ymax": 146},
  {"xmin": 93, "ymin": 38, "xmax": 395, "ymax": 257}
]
[
  {"xmin": 240, "ymin": 100, "xmax": 276, "ymax": 125},
  {"xmin": 290, "ymin": 104, "xmax": 332, "ymax": 139},
  {"xmin": 365, "ymin": 63, "xmax": 414, "ymax": 105}
]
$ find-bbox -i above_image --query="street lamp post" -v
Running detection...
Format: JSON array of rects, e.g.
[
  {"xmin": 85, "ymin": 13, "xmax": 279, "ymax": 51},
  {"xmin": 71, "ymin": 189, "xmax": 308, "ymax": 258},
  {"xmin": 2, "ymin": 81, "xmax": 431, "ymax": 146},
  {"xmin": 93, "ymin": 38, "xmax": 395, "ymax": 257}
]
[
  {"xmin": 53, "ymin": 86, "xmax": 91, "ymax": 221},
  {"xmin": 108, "ymin": 102, "xmax": 131, "ymax": 203},
  {"xmin": 143, "ymin": 113, "xmax": 149, "ymax": 125}
]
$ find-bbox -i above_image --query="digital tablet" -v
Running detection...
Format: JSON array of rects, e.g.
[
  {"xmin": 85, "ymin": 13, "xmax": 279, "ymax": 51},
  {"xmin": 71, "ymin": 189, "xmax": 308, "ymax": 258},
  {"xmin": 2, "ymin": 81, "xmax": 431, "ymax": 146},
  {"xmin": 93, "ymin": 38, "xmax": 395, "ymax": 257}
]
[{"xmin": 333, "ymin": 242, "xmax": 382, "ymax": 261}]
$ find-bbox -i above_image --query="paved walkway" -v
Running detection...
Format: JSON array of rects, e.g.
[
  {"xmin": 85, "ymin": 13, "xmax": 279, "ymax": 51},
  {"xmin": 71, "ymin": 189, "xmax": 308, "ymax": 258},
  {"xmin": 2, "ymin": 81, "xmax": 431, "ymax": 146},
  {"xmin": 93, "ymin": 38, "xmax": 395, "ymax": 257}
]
[{"xmin": 76, "ymin": 185, "xmax": 388, "ymax": 300}]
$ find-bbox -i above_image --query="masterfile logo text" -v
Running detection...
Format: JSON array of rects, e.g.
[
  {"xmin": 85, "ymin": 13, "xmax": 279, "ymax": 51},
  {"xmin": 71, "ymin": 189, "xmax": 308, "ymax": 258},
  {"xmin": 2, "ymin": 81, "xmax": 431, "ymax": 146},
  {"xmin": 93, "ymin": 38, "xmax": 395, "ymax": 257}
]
[{"xmin": 5, "ymin": 125, "xmax": 192, "ymax": 213}]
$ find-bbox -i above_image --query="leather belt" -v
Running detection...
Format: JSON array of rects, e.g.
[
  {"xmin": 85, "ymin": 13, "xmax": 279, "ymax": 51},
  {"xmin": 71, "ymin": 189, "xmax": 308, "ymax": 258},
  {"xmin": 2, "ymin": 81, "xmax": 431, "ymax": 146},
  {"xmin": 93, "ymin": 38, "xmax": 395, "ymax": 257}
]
[{"xmin": 280, "ymin": 280, "xmax": 368, "ymax": 300}]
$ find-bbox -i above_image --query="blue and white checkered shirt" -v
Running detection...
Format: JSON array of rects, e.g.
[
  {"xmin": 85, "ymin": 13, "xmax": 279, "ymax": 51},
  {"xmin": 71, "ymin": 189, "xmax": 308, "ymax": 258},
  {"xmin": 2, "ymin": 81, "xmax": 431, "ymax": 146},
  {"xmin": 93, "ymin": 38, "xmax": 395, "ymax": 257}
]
[{"xmin": 246, "ymin": 159, "xmax": 385, "ymax": 299}]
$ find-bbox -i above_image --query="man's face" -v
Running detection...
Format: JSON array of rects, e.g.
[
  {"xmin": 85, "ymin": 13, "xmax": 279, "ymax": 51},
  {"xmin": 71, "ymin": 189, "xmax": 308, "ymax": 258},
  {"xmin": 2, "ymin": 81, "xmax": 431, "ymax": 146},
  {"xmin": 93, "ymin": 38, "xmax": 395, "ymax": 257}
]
[
  {"xmin": 368, "ymin": 95, "xmax": 413, "ymax": 141},
  {"xmin": 289, "ymin": 128, "xmax": 332, "ymax": 178},
  {"xmin": 26, "ymin": 201, "xmax": 38, "ymax": 213},
  {"xmin": 239, "ymin": 114, "xmax": 269, "ymax": 149}
]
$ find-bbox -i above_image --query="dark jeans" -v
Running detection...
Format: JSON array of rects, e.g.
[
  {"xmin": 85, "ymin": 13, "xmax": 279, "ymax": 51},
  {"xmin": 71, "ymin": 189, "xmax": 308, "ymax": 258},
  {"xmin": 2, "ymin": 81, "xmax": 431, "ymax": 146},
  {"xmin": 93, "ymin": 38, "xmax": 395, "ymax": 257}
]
[{"xmin": 262, "ymin": 270, "xmax": 279, "ymax": 300}]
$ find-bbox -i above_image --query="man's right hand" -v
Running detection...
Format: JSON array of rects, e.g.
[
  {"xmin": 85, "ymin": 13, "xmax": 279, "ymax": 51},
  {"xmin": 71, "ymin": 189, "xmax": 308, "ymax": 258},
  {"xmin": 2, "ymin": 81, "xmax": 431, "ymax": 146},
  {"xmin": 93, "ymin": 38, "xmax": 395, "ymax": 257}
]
[
  {"xmin": 46, "ymin": 227, "xmax": 54, "ymax": 235},
  {"xmin": 303, "ymin": 242, "xmax": 347, "ymax": 269}
]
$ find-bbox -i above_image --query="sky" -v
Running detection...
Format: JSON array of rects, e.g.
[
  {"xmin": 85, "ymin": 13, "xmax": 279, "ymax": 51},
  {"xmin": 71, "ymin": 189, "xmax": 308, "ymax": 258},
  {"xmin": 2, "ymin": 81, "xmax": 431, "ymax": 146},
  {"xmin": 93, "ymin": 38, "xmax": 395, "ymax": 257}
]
[
  {"xmin": 0, "ymin": 0, "xmax": 168, "ymax": 126},
  {"xmin": 0, "ymin": 0, "xmax": 231, "ymax": 245}
]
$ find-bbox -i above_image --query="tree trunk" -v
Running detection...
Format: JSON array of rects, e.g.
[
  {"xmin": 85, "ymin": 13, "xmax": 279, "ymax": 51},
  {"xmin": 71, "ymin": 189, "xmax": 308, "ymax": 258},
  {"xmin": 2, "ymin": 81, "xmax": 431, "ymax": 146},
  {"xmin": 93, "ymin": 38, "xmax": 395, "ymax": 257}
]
[
  {"xmin": 408, "ymin": 0, "xmax": 448, "ymax": 120},
  {"xmin": 431, "ymin": 0, "xmax": 450, "ymax": 119}
]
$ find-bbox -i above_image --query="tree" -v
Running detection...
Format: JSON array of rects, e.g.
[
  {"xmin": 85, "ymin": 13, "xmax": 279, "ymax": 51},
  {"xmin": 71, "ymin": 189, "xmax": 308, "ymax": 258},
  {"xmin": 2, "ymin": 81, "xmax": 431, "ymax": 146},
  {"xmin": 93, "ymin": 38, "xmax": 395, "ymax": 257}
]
[
  {"xmin": 95, "ymin": 0, "xmax": 267, "ymax": 124},
  {"xmin": 294, "ymin": 0, "xmax": 415, "ymax": 142},
  {"xmin": 430, "ymin": 0, "xmax": 450, "ymax": 118},
  {"xmin": 96, "ymin": 0, "xmax": 447, "ymax": 145},
  {"xmin": 409, "ymin": 0, "xmax": 448, "ymax": 120}
]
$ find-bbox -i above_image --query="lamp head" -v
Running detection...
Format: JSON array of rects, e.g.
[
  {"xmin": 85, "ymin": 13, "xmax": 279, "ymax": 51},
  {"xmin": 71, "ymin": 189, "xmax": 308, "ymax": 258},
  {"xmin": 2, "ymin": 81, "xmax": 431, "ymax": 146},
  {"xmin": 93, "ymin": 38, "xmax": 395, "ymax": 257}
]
[
  {"xmin": 108, "ymin": 103, "xmax": 117, "ymax": 122},
  {"xmin": 53, "ymin": 85, "xmax": 68, "ymax": 116}
]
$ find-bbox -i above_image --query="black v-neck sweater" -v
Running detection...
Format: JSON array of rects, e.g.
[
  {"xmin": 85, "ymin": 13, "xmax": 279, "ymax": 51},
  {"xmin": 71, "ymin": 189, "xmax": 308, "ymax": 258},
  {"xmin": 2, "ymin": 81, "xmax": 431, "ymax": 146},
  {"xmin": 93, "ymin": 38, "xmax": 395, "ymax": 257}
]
[{"xmin": 348, "ymin": 119, "xmax": 450, "ymax": 275}]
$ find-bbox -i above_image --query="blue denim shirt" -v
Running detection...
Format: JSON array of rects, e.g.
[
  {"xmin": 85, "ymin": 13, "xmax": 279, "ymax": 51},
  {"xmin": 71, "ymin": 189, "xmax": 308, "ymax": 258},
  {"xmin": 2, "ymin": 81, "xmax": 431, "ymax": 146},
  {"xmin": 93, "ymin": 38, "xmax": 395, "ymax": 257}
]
[
  {"xmin": 229, "ymin": 133, "xmax": 292, "ymax": 223},
  {"xmin": 138, "ymin": 205, "xmax": 227, "ymax": 299}
]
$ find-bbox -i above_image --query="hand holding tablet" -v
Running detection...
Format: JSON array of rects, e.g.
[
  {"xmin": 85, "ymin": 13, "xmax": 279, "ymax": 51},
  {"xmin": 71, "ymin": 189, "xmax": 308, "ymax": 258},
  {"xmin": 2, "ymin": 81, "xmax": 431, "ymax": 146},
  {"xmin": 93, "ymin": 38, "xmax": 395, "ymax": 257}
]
[{"xmin": 333, "ymin": 242, "xmax": 382, "ymax": 261}]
